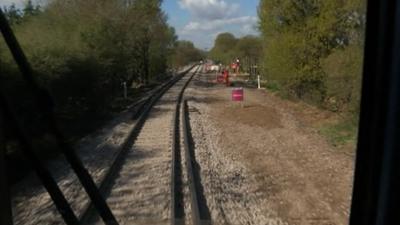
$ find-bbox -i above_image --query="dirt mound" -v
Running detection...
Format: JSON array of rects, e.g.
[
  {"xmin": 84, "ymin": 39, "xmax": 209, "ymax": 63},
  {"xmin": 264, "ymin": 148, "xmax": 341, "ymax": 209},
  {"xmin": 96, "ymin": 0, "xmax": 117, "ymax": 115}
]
[{"xmin": 219, "ymin": 104, "xmax": 283, "ymax": 129}]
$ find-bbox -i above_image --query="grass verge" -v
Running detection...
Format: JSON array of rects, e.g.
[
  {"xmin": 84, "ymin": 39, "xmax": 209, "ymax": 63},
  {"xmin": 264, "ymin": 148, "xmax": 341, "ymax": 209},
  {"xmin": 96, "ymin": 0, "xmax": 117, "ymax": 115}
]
[{"xmin": 318, "ymin": 119, "xmax": 358, "ymax": 147}]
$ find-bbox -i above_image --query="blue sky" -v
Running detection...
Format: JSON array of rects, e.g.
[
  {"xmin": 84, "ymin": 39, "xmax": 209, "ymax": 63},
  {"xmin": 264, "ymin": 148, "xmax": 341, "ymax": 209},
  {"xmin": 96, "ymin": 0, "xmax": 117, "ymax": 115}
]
[
  {"xmin": 2, "ymin": 0, "xmax": 260, "ymax": 49},
  {"xmin": 162, "ymin": 0, "xmax": 260, "ymax": 49}
]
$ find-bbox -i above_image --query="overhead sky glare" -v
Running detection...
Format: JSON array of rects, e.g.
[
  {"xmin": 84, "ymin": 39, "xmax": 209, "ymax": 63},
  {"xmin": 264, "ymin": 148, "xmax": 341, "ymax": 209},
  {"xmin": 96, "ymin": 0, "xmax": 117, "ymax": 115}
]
[{"xmin": 163, "ymin": 0, "xmax": 259, "ymax": 49}]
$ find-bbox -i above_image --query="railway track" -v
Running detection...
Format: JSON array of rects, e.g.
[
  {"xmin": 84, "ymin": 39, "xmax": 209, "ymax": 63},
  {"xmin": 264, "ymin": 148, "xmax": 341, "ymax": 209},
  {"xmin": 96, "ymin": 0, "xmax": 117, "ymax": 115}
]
[
  {"xmin": 171, "ymin": 73, "xmax": 211, "ymax": 225},
  {"xmin": 10, "ymin": 66, "xmax": 197, "ymax": 225},
  {"xmin": 181, "ymin": 99, "xmax": 211, "ymax": 225},
  {"xmin": 10, "ymin": 64, "xmax": 209, "ymax": 225},
  {"xmin": 78, "ymin": 65, "xmax": 210, "ymax": 225}
]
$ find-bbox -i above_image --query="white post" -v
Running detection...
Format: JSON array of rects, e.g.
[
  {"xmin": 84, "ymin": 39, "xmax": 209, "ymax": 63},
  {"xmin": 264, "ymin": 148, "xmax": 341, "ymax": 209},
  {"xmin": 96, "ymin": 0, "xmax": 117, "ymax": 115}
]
[
  {"xmin": 123, "ymin": 82, "xmax": 127, "ymax": 99},
  {"xmin": 257, "ymin": 75, "xmax": 261, "ymax": 89}
]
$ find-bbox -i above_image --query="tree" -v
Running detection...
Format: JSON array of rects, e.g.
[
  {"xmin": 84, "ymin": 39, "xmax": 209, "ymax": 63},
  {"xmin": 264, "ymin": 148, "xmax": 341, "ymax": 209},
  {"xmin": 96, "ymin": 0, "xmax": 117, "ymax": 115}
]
[
  {"xmin": 209, "ymin": 32, "xmax": 237, "ymax": 64},
  {"xmin": 0, "ymin": 0, "xmax": 180, "ymax": 139},
  {"xmin": 1, "ymin": 0, "xmax": 190, "ymax": 171},
  {"xmin": 258, "ymin": 0, "xmax": 366, "ymax": 106},
  {"xmin": 208, "ymin": 33, "xmax": 263, "ymax": 75},
  {"xmin": 170, "ymin": 40, "xmax": 204, "ymax": 68},
  {"xmin": 23, "ymin": 0, "xmax": 41, "ymax": 17},
  {"xmin": 2, "ymin": 4, "xmax": 22, "ymax": 25}
]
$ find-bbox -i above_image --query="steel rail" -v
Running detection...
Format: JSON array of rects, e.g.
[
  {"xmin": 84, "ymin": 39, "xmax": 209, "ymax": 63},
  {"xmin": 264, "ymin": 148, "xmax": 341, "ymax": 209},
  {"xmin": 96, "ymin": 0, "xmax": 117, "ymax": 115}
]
[
  {"xmin": 181, "ymin": 99, "xmax": 211, "ymax": 225},
  {"xmin": 80, "ymin": 65, "xmax": 198, "ymax": 224},
  {"xmin": 171, "ymin": 66, "xmax": 201, "ymax": 225},
  {"xmin": 171, "ymin": 67, "xmax": 211, "ymax": 225}
]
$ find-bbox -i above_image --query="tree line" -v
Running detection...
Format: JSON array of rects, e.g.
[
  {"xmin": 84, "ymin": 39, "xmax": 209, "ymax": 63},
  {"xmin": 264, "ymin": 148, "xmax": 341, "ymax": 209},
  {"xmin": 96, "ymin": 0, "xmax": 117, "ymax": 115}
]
[
  {"xmin": 1, "ymin": 0, "xmax": 203, "ymax": 128},
  {"xmin": 0, "ymin": 0, "xmax": 203, "ymax": 167},
  {"xmin": 209, "ymin": 32, "xmax": 263, "ymax": 75}
]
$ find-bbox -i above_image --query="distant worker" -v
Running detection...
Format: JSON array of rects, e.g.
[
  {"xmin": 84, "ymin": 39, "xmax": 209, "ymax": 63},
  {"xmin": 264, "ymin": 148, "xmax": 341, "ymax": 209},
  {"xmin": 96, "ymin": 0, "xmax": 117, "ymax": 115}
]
[
  {"xmin": 223, "ymin": 69, "xmax": 230, "ymax": 86},
  {"xmin": 235, "ymin": 58, "xmax": 240, "ymax": 75},
  {"xmin": 217, "ymin": 69, "xmax": 224, "ymax": 83}
]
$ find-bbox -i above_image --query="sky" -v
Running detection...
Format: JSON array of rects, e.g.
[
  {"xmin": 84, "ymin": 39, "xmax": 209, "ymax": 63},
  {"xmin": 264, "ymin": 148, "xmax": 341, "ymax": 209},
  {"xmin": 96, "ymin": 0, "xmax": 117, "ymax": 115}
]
[
  {"xmin": 1, "ymin": 0, "xmax": 260, "ymax": 49},
  {"xmin": 1, "ymin": 0, "xmax": 44, "ymax": 8},
  {"xmin": 163, "ymin": 0, "xmax": 260, "ymax": 49}
]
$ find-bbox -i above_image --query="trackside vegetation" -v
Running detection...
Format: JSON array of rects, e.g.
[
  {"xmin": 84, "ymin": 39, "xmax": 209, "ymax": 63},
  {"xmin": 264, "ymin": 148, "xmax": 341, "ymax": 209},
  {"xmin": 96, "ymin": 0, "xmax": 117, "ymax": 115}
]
[
  {"xmin": 258, "ymin": 0, "xmax": 365, "ymax": 116},
  {"xmin": 0, "ymin": 0, "xmax": 203, "ymax": 180},
  {"xmin": 258, "ymin": 0, "xmax": 366, "ymax": 146},
  {"xmin": 1, "ymin": 0, "xmax": 203, "ymax": 135}
]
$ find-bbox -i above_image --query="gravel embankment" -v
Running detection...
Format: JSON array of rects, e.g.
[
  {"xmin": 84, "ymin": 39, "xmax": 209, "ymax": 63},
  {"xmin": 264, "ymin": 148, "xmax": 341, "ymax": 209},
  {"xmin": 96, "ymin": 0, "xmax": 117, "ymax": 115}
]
[{"xmin": 182, "ymin": 72, "xmax": 353, "ymax": 225}]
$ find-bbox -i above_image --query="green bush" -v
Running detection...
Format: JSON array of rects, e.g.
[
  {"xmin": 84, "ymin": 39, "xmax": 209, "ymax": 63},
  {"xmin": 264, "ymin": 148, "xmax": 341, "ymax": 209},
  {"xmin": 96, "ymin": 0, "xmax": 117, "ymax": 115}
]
[
  {"xmin": 265, "ymin": 80, "xmax": 281, "ymax": 92},
  {"xmin": 322, "ymin": 44, "xmax": 363, "ymax": 114},
  {"xmin": 258, "ymin": 0, "xmax": 366, "ymax": 116},
  {"xmin": 169, "ymin": 40, "xmax": 204, "ymax": 69}
]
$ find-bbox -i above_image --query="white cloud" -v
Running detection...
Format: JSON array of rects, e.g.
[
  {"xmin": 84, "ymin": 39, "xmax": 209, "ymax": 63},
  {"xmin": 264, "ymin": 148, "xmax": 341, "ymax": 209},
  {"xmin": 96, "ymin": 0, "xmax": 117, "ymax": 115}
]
[
  {"xmin": 178, "ymin": 16, "xmax": 259, "ymax": 49},
  {"xmin": 240, "ymin": 23, "xmax": 256, "ymax": 34},
  {"xmin": 179, "ymin": 0, "xmax": 239, "ymax": 20},
  {"xmin": 181, "ymin": 16, "xmax": 257, "ymax": 34},
  {"xmin": 176, "ymin": 1, "xmax": 259, "ymax": 48}
]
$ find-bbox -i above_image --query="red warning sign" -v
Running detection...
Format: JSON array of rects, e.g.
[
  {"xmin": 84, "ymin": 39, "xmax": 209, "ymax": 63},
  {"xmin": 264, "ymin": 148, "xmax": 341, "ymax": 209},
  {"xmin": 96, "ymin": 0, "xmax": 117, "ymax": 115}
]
[{"xmin": 232, "ymin": 88, "xmax": 244, "ymax": 101}]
